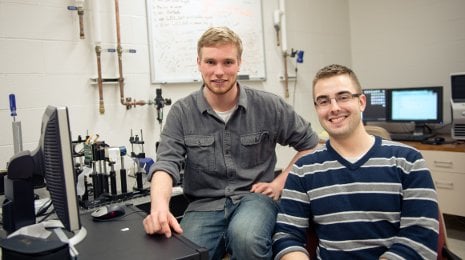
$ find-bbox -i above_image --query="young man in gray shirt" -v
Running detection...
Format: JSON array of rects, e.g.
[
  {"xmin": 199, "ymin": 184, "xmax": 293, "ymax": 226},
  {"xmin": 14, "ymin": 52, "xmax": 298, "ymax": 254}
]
[{"xmin": 143, "ymin": 26, "xmax": 319, "ymax": 259}]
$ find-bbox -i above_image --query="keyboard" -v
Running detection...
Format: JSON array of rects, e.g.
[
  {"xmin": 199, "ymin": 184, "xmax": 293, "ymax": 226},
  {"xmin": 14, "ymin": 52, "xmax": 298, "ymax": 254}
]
[{"xmin": 390, "ymin": 133, "xmax": 433, "ymax": 142}]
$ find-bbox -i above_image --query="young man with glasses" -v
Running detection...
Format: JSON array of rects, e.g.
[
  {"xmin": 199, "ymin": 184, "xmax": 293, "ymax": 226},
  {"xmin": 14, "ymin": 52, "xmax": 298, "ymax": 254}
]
[{"xmin": 273, "ymin": 64, "xmax": 439, "ymax": 259}]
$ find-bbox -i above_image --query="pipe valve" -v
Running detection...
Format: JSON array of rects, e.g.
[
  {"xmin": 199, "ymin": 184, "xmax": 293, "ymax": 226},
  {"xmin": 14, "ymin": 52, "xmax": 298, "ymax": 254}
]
[{"xmin": 154, "ymin": 88, "xmax": 172, "ymax": 124}]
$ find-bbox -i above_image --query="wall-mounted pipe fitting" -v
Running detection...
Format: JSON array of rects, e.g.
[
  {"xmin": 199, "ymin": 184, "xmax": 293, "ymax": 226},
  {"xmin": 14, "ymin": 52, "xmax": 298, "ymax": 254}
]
[
  {"xmin": 95, "ymin": 45, "xmax": 104, "ymax": 114},
  {"xmin": 77, "ymin": 6, "xmax": 84, "ymax": 39},
  {"xmin": 113, "ymin": 0, "xmax": 145, "ymax": 110},
  {"xmin": 67, "ymin": 0, "xmax": 86, "ymax": 39},
  {"xmin": 124, "ymin": 98, "xmax": 147, "ymax": 110}
]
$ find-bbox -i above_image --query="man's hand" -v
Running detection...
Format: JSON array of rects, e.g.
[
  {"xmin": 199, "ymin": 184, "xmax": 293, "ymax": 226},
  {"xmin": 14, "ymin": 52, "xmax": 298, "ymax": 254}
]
[
  {"xmin": 143, "ymin": 208, "xmax": 183, "ymax": 238},
  {"xmin": 143, "ymin": 171, "xmax": 183, "ymax": 238},
  {"xmin": 256, "ymin": 149, "xmax": 314, "ymax": 201},
  {"xmin": 251, "ymin": 181, "xmax": 283, "ymax": 200}
]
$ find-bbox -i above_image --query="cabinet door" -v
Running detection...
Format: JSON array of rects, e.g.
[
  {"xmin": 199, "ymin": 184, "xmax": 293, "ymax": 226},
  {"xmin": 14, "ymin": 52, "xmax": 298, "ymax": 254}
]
[
  {"xmin": 421, "ymin": 151, "xmax": 465, "ymax": 174},
  {"xmin": 421, "ymin": 150, "xmax": 465, "ymax": 217}
]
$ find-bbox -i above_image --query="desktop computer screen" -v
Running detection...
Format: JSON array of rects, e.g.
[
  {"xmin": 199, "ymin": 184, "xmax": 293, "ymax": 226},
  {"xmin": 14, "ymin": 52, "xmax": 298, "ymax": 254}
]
[
  {"xmin": 362, "ymin": 88, "xmax": 387, "ymax": 122},
  {"xmin": 387, "ymin": 86, "xmax": 443, "ymax": 135}
]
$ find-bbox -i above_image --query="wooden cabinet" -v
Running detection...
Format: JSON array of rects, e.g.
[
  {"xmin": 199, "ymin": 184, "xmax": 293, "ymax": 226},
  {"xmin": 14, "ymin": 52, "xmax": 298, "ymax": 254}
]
[
  {"xmin": 421, "ymin": 150, "xmax": 465, "ymax": 217},
  {"xmin": 402, "ymin": 141, "xmax": 465, "ymax": 217}
]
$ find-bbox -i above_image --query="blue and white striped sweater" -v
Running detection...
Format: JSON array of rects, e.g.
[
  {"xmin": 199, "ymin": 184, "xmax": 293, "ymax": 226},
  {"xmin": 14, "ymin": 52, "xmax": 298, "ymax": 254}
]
[{"xmin": 273, "ymin": 137, "xmax": 439, "ymax": 260}]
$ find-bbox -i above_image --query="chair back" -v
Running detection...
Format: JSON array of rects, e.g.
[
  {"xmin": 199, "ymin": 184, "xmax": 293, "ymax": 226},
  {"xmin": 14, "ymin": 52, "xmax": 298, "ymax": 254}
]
[{"xmin": 365, "ymin": 125, "xmax": 391, "ymax": 140}]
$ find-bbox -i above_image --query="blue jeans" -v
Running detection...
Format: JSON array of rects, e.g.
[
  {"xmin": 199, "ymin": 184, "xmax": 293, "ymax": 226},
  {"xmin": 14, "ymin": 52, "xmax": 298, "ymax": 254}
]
[{"xmin": 180, "ymin": 193, "xmax": 278, "ymax": 260}]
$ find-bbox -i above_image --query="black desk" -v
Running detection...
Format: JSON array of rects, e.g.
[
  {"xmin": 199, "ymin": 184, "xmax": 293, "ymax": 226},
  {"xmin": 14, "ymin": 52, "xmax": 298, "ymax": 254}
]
[{"xmin": 76, "ymin": 205, "xmax": 208, "ymax": 260}]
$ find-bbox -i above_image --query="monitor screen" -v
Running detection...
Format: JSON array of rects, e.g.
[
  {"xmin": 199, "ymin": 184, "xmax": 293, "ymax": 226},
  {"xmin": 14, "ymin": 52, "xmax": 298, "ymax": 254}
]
[
  {"xmin": 388, "ymin": 86, "xmax": 443, "ymax": 124},
  {"xmin": 451, "ymin": 73, "xmax": 465, "ymax": 102},
  {"xmin": 362, "ymin": 88, "xmax": 387, "ymax": 122},
  {"xmin": 3, "ymin": 106, "xmax": 86, "ymax": 247},
  {"xmin": 40, "ymin": 106, "xmax": 82, "ymax": 234}
]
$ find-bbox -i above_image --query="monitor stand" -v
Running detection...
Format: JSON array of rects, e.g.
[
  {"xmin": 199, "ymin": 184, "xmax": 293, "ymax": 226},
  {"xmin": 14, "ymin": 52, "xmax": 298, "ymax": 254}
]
[
  {"xmin": 54, "ymin": 226, "xmax": 87, "ymax": 257},
  {"xmin": 0, "ymin": 222, "xmax": 87, "ymax": 259},
  {"xmin": 413, "ymin": 124, "xmax": 433, "ymax": 137}
]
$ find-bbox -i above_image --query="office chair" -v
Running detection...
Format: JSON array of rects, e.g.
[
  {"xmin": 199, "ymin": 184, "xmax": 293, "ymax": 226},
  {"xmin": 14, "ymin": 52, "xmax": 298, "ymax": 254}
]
[
  {"xmin": 437, "ymin": 208, "xmax": 461, "ymax": 260},
  {"xmin": 365, "ymin": 125, "xmax": 391, "ymax": 140}
]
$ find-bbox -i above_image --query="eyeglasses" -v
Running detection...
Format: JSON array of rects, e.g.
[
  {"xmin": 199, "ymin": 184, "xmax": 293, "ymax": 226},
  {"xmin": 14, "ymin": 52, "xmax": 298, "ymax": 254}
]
[{"xmin": 314, "ymin": 92, "xmax": 362, "ymax": 107}]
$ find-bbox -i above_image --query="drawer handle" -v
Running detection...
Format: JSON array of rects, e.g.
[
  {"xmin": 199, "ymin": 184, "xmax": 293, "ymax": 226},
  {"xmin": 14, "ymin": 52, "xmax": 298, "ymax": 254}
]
[
  {"xmin": 433, "ymin": 160, "xmax": 453, "ymax": 168},
  {"xmin": 434, "ymin": 181, "xmax": 454, "ymax": 190}
]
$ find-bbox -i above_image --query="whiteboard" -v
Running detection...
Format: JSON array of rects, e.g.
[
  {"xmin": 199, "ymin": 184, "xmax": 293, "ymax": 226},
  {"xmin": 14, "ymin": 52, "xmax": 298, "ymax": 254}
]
[{"xmin": 146, "ymin": 0, "xmax": 266, "ymax": 84}]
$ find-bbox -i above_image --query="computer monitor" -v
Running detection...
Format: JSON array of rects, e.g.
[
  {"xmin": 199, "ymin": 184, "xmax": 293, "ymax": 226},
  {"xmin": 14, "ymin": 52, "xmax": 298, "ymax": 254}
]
[
  {"xmin": 387, "ymin": 86, "xmax": 443, "ymax": 134},
  {"xmin": 3, "ymin": 106, "xmax": 86, "ymax": 245},
  {"xmin": 362, "ymin": 88, "xmax": 387, "ymax": 122}
]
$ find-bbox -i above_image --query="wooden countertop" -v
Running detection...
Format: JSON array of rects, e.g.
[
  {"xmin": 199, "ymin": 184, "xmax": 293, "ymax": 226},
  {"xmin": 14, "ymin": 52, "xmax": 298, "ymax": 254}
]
[
  {"xmin": 401, "ymin": 140, "xmax": 465, "ymax": 153},
  {"xmin": 318, "ymin": 135, "xmax": 465, "ymax": 153}
]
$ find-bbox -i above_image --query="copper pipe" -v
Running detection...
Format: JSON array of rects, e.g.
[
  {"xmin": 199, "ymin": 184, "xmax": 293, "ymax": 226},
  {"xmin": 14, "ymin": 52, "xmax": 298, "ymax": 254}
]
[
  {"xmin": 114, "ymin": 0, "xmax": 125, "ymax": 105},
  {"xmin": 113, "ymin": 0, "xmax": 146, "ymax": 109},
  {"xmin": 96, "ymin": 45, "xmax": 104, "ymax": 114},
  {"xmin": 125, "ymin": 98, "xmax": 147, "ymax": 109},
  {"xmin": 78, "ymin": 6, "xmax": 85, "ymax": 39}
]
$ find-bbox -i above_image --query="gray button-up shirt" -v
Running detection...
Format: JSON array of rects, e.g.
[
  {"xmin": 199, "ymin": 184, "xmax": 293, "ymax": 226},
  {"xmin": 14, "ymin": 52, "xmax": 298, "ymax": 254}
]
[{"xmin": 149, "ymin": 84, "xmax": 319, "ymax": 212}]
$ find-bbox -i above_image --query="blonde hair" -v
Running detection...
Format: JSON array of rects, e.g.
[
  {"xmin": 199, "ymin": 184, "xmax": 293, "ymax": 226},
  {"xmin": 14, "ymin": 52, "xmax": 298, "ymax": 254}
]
[{"xmin": 197, "ymin": 27, "xmax": 243, "ymax": 59}]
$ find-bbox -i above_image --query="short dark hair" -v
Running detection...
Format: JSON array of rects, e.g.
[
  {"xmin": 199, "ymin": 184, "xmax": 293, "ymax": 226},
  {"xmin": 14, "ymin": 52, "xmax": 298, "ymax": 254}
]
[{"xmin": 312, "ymin": 64, "xmax": 362, "ymax": 96}]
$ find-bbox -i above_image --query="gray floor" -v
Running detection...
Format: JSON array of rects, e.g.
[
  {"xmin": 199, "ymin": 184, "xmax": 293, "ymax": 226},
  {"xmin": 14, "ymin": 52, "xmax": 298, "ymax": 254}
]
[{"xmin": 444, "ymin": 214, "xmax": 465, "ymax": 259}]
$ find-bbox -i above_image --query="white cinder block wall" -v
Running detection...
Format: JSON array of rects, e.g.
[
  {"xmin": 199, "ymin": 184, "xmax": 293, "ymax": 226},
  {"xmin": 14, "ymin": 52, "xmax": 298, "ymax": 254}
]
[
  {"xmin": 1, "ymin": 0, "xmax": 464, "ymax": 174},
  {"xmin": 349, "ymin": 0, "xmax": 465, "ymax": 127},
  {"xmin": 0, "ymin": 0, "xmax": 349, "ymax": 172}
]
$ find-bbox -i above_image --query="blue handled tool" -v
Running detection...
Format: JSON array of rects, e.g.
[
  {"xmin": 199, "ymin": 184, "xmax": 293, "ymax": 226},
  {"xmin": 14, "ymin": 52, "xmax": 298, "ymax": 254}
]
[
  {"xmin": 9, "ymin": 94, "xmax": 17, "ymax": 119},
  {"xmin": 9, "ymin": 94, "xmax": 23, "ymax": 154}
]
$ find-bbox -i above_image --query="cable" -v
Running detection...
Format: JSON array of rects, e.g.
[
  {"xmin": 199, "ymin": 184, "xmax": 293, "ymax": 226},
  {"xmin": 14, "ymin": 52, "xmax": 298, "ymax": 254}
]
[
  {"xmin": 36, "ymin": 199, "xmax": 53, "ymax": 217},
  {"xmin": 37, "ymin": 209, "xmax": 55, "ymax": 223},
  {"xmin": 292, "ymin": 63, "xmax": 299, "ymax": 107}
]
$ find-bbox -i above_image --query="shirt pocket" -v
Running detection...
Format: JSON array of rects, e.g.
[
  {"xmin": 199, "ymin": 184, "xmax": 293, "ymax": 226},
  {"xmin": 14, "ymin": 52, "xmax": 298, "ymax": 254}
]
[
  {"xmin": 239, "ymin": 131, "xmax": 274, "ymax": 168},
  {"xmin": 184, "ymin": 135, "xmax": 216, "ymax": 172}
]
